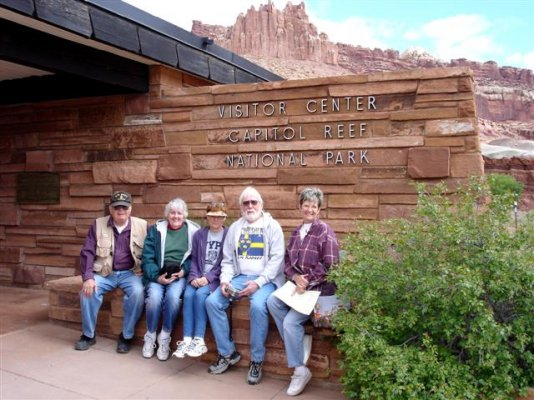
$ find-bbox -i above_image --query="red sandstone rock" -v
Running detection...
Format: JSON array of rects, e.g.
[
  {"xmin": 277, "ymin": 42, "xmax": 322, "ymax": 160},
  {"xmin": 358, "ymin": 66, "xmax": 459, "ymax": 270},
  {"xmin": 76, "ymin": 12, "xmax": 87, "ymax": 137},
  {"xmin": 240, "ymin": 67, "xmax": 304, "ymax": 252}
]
[{"xmin": 192, "ymin": 2, "xmax": 533, "ymax": 139}]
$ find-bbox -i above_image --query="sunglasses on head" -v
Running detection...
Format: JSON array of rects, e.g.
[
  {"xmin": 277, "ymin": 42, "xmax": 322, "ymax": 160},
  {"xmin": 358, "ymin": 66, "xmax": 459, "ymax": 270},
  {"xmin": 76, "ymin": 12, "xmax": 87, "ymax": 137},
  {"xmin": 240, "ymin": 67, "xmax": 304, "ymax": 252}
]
[{"xmin": 242, "ymin": 200, "xmax": 259, "ymax": 206}]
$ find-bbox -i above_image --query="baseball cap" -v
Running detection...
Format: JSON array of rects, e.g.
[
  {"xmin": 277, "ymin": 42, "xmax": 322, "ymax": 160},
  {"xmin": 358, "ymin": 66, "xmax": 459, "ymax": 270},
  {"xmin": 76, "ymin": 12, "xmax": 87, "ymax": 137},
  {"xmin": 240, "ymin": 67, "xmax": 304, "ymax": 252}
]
[
  {"xmin": 206, "ymin": 202, "xmax": 228, "ymax": 217},
  {"xmin": 110, "ymin": 191, "xmax": 132, "ymax": 207}
]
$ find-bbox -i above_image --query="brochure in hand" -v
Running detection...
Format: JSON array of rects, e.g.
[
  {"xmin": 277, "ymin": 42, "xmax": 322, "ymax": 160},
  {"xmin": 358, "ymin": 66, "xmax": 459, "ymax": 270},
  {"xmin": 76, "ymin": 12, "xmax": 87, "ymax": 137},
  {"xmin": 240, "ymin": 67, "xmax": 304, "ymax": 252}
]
[{"xmin": 272, "ymin": 281, "xmax": 320, "ymax": 315}]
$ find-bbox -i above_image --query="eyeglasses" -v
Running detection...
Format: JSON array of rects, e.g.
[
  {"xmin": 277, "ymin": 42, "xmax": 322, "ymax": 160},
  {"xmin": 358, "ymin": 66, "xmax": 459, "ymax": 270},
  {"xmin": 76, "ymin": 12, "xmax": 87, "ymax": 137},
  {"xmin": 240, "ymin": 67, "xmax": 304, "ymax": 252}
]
[
  {"xmin": 113, "ymin": 205, "xmax": 129, "ymax": 210},
  {"xmin": 242, "ymin": 200, "xmax": 259, "ymax": 207}
]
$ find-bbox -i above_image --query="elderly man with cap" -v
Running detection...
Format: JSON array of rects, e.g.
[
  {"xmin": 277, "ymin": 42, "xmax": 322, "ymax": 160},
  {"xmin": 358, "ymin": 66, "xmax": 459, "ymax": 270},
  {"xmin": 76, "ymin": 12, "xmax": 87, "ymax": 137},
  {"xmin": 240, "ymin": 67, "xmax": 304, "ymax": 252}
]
[
  {"xmin": 75, "ymin": 191, "xmax": 147, "ymax": 353},
  {"xmin": 172, "ymin": 202, "xmax": 229, "ymax": 359}
]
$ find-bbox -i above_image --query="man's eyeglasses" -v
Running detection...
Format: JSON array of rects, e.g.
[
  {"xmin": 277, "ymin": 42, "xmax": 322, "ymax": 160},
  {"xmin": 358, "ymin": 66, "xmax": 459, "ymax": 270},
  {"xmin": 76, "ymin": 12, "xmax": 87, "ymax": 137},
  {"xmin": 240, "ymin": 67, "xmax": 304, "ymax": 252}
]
[
  {"xmin": 113, "ymin": 205, "xmax": 129, "ymax": 210},
  {"xmin": 242, "ymin": 200, "xmax": 259, "ymax": 207}
]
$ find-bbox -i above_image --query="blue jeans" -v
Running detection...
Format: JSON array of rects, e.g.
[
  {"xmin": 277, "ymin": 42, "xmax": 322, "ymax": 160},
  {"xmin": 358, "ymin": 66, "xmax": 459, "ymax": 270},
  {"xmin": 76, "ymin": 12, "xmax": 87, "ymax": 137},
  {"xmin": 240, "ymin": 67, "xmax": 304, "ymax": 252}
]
[
  {"xmin": 205, "ymin": 274, "xmax": 275, "ymax": 362},
  {"xmin": 267, "ymin": 295, "xmax": 310, "ymax": 368},
  {"xmin": 183, "ymin": 283, "xmax": 211, "ymax": 338},
  {"xmin": 80, "ymin": 270, "xmax": 144, "ymax": 339},
  {"xmin": 145, "ymin": 277, "xmax": 186, "ymax": 334}
]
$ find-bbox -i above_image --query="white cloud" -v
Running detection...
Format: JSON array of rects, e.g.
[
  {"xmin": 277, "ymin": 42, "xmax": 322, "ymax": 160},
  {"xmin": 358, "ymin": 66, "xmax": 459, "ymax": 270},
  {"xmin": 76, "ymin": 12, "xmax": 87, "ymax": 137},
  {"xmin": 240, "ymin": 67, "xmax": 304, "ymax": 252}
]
[
  {"xmin": 309, "ymin": 13, "xmax": 397, "ymax": 50},
  {"xmin": 406, "ymin": 14, "xmax": 499, "ymax": 62},
  {"xmin": 506, "ymin": 51, "xmax": 534, "ymax": 71},
  {"xmin": 403, "ymin": 30, "xmax": 421, "ymax": 41},
  {"xmin": 123, "ymin": 0, "xmax": 287, "ymax": 30}
]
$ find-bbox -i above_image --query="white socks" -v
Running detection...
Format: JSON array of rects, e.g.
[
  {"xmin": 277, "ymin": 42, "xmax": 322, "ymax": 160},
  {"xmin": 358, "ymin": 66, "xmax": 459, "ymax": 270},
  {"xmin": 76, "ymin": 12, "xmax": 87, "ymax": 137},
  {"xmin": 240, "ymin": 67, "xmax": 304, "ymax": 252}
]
[
  {"xmin": 193, "ymin": 336, "xmax": 205, "ymax": 345},
  {"xmin": 295, "ymin": 365, "xmax": 308, "ymax": 375},
  {"xmin": 158, "ymin": 330, "xmax": 171, "ymax": 341}
]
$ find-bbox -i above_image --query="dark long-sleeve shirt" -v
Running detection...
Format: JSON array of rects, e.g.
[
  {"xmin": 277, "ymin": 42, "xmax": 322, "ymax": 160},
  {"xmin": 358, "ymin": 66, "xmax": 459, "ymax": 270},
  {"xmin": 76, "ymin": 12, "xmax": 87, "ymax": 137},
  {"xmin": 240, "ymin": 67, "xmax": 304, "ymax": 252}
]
[{"xmin": 79, "ymin": 218, "xmax": 134, "ymax": 281}]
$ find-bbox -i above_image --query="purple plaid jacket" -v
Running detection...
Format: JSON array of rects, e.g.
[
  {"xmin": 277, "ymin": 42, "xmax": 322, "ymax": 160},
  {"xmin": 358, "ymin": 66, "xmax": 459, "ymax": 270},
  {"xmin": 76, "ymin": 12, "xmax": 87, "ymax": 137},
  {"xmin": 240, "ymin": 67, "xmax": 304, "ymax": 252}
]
[{"xmin": 284, "ymin": 219, "xmax": 339, "ymax": 295}]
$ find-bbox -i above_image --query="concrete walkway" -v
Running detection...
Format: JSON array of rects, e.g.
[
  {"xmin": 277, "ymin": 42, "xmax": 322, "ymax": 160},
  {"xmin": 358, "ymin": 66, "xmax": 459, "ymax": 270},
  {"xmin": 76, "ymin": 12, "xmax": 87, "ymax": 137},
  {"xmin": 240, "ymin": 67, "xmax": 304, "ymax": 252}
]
[{"xmin": 0, "ymin": 286, "xmax": 345, "ymax": 399}]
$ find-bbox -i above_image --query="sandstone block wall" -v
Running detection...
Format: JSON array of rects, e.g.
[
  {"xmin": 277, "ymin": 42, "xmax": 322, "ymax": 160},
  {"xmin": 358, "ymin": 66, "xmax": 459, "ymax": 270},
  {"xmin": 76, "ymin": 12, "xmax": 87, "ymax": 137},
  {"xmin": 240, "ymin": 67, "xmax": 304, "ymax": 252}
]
[{"xmin": 0, "ymin": 66, "xmax": 482, "ymax": 286}]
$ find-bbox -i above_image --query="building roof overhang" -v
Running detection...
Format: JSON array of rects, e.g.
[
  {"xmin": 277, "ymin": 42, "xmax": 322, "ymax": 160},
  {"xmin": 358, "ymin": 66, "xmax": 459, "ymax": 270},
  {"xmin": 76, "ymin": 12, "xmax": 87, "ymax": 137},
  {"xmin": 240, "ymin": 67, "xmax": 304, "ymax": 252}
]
[{"xmin": 0, "ymin": 0, "xmax": 283, "ymax": 106}]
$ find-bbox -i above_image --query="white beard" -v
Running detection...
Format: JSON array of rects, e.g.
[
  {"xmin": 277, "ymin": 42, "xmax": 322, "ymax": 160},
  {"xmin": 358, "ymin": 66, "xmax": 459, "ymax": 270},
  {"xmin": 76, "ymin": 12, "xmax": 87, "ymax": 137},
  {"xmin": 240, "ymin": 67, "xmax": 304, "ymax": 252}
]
[{"xmin": 243, "ymin": 209, "xmax": 262, "ymax": 223}]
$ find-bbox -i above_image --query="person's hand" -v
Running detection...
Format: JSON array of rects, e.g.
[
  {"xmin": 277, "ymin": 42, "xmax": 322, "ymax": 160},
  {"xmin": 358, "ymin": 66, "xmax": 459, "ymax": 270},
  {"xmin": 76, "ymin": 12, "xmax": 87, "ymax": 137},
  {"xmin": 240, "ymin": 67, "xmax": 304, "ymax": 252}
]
[
  {"xmin": 294, "ymin": 284, "xmax": 306, "ymax": 295},
  {"xmin": 240, "ymin": 280, "xmax": 259, "ymax": 297},
  {"xmin": 82, "ymin": 278, "xmax": 96, "ymax": 297},
  {"xmin": 192, "ymin": 277, "xmax": 208, "ymax": 287},
  {"xmin": 158, "ymin": 274, "xmax": 177, "ymax": 285},
  {"xmin": 293, "ymin": 274, "xmax": 309, "ymax": 292},
  {"xmin": 220, "ymin": 282, "xmax": 230, "ymax": 297}
]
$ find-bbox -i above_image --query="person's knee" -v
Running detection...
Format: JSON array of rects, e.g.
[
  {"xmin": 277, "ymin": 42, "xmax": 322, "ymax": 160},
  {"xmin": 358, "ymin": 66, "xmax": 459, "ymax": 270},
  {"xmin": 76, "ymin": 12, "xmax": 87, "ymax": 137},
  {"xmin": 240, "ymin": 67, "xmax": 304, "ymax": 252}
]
[
  {"xmin": 184, "ymin": 288, "xmax": 194, "ymax": 301},
  {"xmin": 283, "ymin": 317, "xmax": 297, "ymax": 332},
  {"xmin": 205, "ymin": 294, "xmax": 216, "ymax": 311},
  {"xmin": 131, "ymin": 284, "xmax": 144, "ymax": 298},
  {"xmin": 266, "ymin": 295, "xmax": 278, "ymax": 312},
  {"xmin": 207, "ymin": 293, "xmax": 227, "ymax": 313},
  {"xmin": 145, "ymin": 290, "xmax": 163, "ymax": 306}
]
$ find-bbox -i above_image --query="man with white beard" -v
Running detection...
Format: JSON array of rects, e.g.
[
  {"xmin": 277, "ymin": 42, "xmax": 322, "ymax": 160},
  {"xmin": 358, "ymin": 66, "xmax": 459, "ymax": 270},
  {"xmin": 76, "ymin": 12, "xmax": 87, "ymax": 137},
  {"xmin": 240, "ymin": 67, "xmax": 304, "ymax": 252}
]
[{"xmin": 206, "ymin": 186, "xmax": 285, "ymax": 385}]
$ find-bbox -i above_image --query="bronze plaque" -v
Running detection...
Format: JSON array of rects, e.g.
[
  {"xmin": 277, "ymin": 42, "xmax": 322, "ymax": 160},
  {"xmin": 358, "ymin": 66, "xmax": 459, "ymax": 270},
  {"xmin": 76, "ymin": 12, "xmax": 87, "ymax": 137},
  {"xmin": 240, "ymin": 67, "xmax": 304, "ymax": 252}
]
[{"xmin": 16, "ymin": 172, "xmax": 60, "ymax": 204}]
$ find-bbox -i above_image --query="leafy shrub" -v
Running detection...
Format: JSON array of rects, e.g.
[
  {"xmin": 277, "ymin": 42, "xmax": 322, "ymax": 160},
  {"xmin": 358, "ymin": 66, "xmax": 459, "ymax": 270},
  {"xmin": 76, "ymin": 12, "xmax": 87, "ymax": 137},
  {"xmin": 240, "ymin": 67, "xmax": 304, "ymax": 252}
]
[
  {"xmin": 487, "ymin": 173, "xmax": 523, "ymax": 200},
  {"xmin": 330, "ymin": 177, "xmax": 534, "ymax": 399}
]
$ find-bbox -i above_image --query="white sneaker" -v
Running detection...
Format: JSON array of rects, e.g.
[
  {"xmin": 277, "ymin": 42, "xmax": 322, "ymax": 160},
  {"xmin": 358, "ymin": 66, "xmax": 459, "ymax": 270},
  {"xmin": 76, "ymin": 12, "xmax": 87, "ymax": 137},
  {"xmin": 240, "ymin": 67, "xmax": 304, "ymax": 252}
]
[
  {"xmin": 186, "ymin": 338, "xmax": 208, "ymax": 357},
  {"xmin": 287, "ymin": 367, "xmax": 312, "ymax": 396},
  {"xmin": 172, "ymin": 340, "xmax": 190, "ymax": 359},
  {"xmin": 142, "ymin": 333, "xmax": 156, "ymax": 358},
  {"xmin": 156, "ymin": 334, "xmax": 171, "ymax": 361},
  {"xmin": 303, "ymin": 334, "xmax": 312, "ymax": 365}
]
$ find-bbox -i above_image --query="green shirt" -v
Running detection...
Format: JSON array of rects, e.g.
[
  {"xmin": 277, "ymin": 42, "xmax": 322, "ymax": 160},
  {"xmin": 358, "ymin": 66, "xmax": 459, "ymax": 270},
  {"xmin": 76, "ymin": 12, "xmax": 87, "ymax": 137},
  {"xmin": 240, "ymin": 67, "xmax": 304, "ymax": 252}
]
[{"xmin": 164, "ymin": 225, "xmax": 188, "ymax": 265}]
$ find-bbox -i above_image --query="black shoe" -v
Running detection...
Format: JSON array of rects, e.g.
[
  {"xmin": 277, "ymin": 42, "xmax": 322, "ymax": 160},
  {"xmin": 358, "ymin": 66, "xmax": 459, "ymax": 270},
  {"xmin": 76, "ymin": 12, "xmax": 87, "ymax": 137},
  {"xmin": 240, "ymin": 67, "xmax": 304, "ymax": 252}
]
[
  {"xmin": 116, "ymin": 333, "xmax": 133, "ymax": 354},
  {"xmin": 74, "ymin": 334, "xmax": 95, "ymax": 351},
  {"xmin": 247, "ymin": 360, "xmax": 263, "ymax": 385},
  {"xmin": 208, "ymin": 351, "xmax": 241, "ymax": 374}
]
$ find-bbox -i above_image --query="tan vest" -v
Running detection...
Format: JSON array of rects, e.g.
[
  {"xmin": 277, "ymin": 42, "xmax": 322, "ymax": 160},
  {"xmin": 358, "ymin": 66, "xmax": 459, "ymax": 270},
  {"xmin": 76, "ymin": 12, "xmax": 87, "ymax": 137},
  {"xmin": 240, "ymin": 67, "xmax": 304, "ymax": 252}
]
[{"xmin": 92, "ymin": 216, "xmax": 147, "ymax": 276}]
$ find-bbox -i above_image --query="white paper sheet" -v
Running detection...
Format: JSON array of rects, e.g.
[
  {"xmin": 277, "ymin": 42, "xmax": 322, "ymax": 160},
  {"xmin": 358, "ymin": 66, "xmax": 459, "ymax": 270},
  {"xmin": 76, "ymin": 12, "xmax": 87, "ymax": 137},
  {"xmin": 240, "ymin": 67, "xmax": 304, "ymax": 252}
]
[{"xmin": 272, "ymin": 281, "xmax": 320, "ymax": 315}]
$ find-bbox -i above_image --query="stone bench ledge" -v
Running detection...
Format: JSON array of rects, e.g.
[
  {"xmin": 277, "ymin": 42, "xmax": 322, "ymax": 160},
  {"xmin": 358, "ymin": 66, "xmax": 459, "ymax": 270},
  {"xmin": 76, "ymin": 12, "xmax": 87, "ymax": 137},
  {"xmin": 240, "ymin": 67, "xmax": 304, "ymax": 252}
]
[{"xmin": 47, "ymin": 276, "xmax": 342, "ymax": 385}]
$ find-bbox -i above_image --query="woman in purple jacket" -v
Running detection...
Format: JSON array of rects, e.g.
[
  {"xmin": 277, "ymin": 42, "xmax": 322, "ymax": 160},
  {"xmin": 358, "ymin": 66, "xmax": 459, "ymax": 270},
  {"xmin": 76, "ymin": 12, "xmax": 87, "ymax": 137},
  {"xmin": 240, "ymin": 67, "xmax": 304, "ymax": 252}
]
[
  {"xmin": 172, "ymin": 202, "xmax": 228, "ymax": 358},
  {"xmin": 267, "ymin": 187, "xmax": 339, "ymax": 396}
]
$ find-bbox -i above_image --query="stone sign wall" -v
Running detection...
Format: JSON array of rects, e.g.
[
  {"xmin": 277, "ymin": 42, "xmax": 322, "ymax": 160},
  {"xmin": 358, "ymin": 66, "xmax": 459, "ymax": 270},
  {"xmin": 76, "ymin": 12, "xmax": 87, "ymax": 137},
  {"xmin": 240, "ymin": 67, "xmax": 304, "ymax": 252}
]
[{"xmin": 0, "ymin": 66, "xmax": 483, "ymax": 286}]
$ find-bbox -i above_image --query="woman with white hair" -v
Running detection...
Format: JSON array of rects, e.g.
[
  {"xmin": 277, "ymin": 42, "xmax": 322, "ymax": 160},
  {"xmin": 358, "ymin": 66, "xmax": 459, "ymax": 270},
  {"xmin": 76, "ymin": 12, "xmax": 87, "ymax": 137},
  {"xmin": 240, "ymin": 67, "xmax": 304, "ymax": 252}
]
[{"xmin": 141, "ymin": 198, "xmax": 200, "ymax": 361}]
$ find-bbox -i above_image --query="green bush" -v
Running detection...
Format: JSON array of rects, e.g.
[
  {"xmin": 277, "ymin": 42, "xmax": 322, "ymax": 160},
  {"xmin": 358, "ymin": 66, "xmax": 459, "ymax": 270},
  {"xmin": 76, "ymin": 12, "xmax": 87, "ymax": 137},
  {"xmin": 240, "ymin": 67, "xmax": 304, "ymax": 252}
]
[
  {"xmin": 330, "ymin": 177, "xmax": 534, "ymax": 399},
  {"xmin": 487, "ymin": 173, "xmax": 523, "ymax": 200}
]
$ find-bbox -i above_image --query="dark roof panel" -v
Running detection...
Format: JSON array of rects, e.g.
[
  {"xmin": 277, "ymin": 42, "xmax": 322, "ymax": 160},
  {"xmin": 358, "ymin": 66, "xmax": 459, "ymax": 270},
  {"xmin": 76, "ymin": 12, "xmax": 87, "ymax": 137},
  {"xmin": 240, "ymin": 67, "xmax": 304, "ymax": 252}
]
[
  {"xmin": 89, "ymin": 7, "xmax": 140, "ymax": 53},
  {"xmin": 209, "ymin": 57, "xmax": 235, "ymax": 84},
  {"xmin": 177, "ymin": 44, "xmax": 209, "ymax": 79},
  {"xmin": 34, "ymin": 0, "xmax": 92, "ymax": 38},
  {"xmin": 88, "ymin": 0, "xmax": 204, "ymax": 46},
  {"xmin": 0, "ymin": 0, "xmax": 34, "ymax": 15},
  {"xmin": 205, "ymin": 44, "xmax": 235, "ymax": 65},
  {"xmin": 0, "ymin": 0, "xmax": 283, "ymax": 100},
  {"xmin": 235, "ymin": 69, "xmax": 260, "ymax": 84},
  {"xmin": 139, "ymin": 27, "xmax": 178, "ymax": 67},
  {"xmin": 86, "ymin": 0, "xmax": 283, "ymax": 82}
]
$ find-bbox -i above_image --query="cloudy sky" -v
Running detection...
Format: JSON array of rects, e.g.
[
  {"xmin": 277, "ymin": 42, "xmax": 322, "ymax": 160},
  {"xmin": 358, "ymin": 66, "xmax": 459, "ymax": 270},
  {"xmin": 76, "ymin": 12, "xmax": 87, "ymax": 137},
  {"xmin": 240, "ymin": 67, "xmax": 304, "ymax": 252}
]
[{"xmin": 123, "ymin": 0, "xmax": 534, "ymax": 71}]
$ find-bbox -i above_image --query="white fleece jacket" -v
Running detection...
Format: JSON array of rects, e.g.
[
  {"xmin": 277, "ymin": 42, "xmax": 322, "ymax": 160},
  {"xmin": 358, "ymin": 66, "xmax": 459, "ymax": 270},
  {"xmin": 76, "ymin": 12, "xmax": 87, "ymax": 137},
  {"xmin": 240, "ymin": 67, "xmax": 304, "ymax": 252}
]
[{"xmin": 219, "ymin": 211, "xmax": 285, "ymax": 288}]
